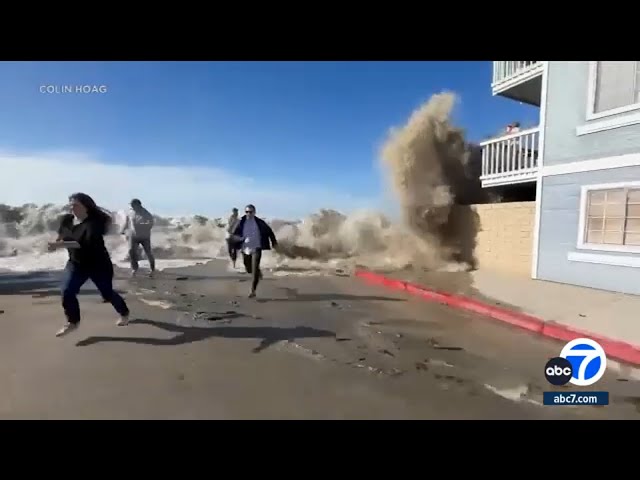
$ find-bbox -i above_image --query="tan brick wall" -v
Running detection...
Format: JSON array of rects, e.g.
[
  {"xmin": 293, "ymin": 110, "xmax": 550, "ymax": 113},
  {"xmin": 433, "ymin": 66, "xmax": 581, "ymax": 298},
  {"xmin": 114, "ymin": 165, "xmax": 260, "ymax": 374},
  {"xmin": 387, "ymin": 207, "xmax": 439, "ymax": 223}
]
[{"xmin": 458, "ymin": 201, "xmax": 536, "ymax": 276}]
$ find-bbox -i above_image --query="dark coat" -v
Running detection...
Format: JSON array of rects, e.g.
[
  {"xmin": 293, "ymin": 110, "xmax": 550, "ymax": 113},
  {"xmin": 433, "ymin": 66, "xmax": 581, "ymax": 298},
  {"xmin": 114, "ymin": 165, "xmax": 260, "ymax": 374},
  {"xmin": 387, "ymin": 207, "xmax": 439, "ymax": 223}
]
[{"xmin": 232, "ymin": 215, "xmax": 278, "ymax": 251}]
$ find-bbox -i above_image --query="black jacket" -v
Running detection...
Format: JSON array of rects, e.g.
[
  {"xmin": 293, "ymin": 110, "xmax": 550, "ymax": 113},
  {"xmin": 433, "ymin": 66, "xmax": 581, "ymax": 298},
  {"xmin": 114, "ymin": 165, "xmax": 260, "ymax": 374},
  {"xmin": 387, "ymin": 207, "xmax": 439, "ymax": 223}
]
[
  {"xmin": 64, "ymin": 217, "xmax": 112, "ymax": 270},
  {"xmin": 232, "ymin": 215, "xmax": 278, "ymax": 251}
]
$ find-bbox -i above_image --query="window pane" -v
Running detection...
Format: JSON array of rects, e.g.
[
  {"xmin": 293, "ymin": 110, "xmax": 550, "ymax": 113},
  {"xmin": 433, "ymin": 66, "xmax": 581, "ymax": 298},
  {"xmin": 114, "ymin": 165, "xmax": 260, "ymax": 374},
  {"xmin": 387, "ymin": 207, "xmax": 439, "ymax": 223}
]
[
  {"xmin": 626, "ymin": 218, "xmax": 640, "ymax": 232},
  {"xmin": 582, "ymin": 186, "xmax": 640, "ymax": 247},
  {"xmin": 628, "ymin": 189, "xmax": 640, "ymax": 202},
  {"xmin": 587, "ymin": 205, "xmax": 604, "ymax": 217},
  {"xmin": 627, "ymin": 204, "xmax": 640, "ymax": 216},
  {"xmin": 604, "ymin": 231, "xmax": 624, "ymax": 244},
  {"xmin": 587, "ymin": 203, "xmax": 605, "ymax": 216},
  {"xmin": 586, "ymin": 230, "xmax": 603, "ymax": 243},
  {"xmin": 588, "ymin": 190, "xmax": 606, "ymax": 204},
  {"xmin": 625, "ymin": 233, "xmax": 640, "ymax": 245},
  {"xmin": 606, "ymin": 189, "xmax": 626, "ymax": 204},
  {"xmin": 605, "ymin": 217, "xmax": 625, "ymax": 231},
  {"xmin": 595, "ymin": 61, "xmax": 637, "ymax": 112},
  {"xmin": 606, "ymin": 204, "xmax": 626, "ymax": 216},
  {"xmin": 587, "ymin": 217, "xmax": 605, "ymax": 231}
]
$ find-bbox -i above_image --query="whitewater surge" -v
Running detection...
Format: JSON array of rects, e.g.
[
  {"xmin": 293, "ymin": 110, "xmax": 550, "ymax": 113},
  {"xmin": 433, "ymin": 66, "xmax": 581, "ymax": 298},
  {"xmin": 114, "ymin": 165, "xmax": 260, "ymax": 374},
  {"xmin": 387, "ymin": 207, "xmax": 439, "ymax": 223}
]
[
  {"xmin": 0, "ymin": 92, "xmax": 487, "ymax": 276},
  {"xmin": 0, "ymin": 205, "xmax": 398, "ymax": 275},
  {"xmin": 0, "ymin": 207, "xmax": 234, "ymax": 273}
]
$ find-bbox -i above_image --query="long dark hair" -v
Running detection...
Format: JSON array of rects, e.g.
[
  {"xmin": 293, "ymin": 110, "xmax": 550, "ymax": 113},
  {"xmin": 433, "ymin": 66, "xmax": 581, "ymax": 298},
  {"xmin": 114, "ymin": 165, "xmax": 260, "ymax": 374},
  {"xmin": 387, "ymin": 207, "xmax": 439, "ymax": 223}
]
[{"xmin": 69, "ymin": 192, "xmax": 112, "ymax": 235}]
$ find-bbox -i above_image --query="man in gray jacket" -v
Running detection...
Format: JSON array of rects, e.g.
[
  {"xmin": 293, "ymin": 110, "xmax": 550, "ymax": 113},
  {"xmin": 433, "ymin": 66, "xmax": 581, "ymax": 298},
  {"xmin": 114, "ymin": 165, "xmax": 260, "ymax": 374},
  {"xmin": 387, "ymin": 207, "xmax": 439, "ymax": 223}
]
[{"xmin": 121, "ymin": 198, "xmax": 156, "ymax": 276}]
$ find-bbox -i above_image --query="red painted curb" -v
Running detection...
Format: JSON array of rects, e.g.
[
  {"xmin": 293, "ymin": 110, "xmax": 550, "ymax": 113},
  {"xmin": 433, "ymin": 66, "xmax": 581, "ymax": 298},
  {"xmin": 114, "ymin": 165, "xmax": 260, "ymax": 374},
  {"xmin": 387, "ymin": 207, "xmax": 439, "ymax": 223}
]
[{"xmin": 354, "ymin": 269, "xmax": 640, "ymax": 367}]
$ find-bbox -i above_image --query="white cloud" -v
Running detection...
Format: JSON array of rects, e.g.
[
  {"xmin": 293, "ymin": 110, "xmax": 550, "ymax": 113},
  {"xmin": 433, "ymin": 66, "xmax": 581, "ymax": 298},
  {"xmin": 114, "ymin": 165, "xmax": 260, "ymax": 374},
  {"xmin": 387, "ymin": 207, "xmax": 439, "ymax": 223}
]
[{"xmin": 0, "ymin": 148, "xmax": 384, "ymax": 220}]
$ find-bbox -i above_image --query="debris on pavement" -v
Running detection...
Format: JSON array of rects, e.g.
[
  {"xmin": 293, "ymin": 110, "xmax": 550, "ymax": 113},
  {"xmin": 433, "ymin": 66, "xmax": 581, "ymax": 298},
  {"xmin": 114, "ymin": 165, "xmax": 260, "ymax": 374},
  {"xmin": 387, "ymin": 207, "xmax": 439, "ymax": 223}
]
[
  {"xmin": 433, "ymin": 345, "xmax": 464, "ymax": 351},
  {"xmin": 415, "ymin": 361, "xmax": 429, "ymax": 371},
  {"xmin": 428, "ymin": 359, "xmax": 454, "ymax": 368}
]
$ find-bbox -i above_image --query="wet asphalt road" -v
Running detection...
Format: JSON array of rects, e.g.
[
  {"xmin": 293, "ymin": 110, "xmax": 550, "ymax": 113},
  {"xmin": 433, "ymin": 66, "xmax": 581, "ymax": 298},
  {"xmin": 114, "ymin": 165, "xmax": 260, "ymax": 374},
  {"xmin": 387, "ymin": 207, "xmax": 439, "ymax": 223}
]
[{"xmin": 1, "ymin": 261, "xmax": 639, "ymax": 419}]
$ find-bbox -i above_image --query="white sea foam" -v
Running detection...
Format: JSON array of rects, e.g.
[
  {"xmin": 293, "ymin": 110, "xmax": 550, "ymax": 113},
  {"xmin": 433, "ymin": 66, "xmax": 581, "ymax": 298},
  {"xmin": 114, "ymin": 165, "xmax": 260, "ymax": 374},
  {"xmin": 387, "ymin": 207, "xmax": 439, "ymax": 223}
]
[{"xmin": 0, "ymin": 93, "xmax": 489, "ymax": 278}]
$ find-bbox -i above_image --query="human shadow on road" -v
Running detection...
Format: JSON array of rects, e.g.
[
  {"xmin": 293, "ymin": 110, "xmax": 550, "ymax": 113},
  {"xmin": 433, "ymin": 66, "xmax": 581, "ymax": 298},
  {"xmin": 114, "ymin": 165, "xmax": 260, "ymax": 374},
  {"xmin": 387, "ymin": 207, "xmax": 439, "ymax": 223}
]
[
  {"xmin": 10, "ymin": 289, "xmax": 126, "ymax": 299},
  {"xmin": 0, "ymin": 271, "xmax": 129, "ymax": 298},
  {"xmin": 0, "ymin": 272, "xmax": 61, "ymax": 296},
  {"xmin": 257, "ymin": 287, "xmax": 405, "ymax": 303},
  {"xmin": 133, "ymin": 274, "xmax": 257, "ymax": 282},
  {"xmin": 75, "ymin": 318, "xmax": 336, "ymax": 353}
]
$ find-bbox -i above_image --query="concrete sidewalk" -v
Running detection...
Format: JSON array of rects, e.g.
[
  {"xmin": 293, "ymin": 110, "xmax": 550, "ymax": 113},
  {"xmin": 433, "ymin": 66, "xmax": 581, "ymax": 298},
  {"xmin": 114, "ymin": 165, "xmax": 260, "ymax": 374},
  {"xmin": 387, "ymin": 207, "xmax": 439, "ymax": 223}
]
[
  {"xmin": 469, "ymin": 270, "xmax": 639, "ymax": 345},
  {"xmin": 355, "ymin": 268, "xmax": 640, "ymax": 367}
]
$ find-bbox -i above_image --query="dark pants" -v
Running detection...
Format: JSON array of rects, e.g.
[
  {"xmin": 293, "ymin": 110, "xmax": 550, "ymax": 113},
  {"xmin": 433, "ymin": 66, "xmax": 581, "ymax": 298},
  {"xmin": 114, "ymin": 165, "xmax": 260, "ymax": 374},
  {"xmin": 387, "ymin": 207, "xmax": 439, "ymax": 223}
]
[
  {"xmin": 227, "ymin": 238, "xmax": 238, "ymax": 264},
  {"xmin": 242, "ymin": 248, "xmax": 263, "ymax": 291},
  {"xmin": 61, "ymin": 261, "xmax": 130, "ymax": 324},
  {"xmin": 129, "ymin": 236, "xmax": 155, "ymax": 272}
]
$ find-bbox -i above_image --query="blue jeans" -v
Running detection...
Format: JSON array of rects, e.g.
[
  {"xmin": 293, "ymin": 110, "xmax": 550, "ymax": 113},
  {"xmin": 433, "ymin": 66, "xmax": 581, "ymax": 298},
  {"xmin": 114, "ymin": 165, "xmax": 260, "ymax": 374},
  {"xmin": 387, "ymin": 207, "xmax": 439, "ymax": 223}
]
[
  {"xmin": 61, "ymin": 261, "xmax": 130, "ymax": 324},
  {"xmin": 129, "ymin": 236, "xmax": 155, "ymax": 272}
]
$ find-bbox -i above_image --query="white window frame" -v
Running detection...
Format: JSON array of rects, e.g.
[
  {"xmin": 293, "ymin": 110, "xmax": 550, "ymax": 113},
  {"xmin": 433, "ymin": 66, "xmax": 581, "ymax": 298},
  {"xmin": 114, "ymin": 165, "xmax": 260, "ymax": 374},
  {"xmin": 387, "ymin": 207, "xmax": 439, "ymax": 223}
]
[
  {"xmin": 576, "ymin": 180, "xmax": 640, "ymax": 254},
  {"xmin": 585, "ymin": 61, "xmax": 640, "ymax": 121}
]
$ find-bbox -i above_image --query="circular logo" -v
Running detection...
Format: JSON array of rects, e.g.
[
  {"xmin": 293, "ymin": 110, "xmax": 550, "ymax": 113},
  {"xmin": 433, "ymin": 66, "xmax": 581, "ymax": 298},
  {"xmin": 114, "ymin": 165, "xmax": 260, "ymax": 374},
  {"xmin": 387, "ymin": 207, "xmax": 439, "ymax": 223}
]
[
  {"xmin": 560, "ymin": 338, "xmax": 607, "ymax": 387},
  {"xmin": 544, "ymin": 357, "xmax": 573, "ymax": 385}
]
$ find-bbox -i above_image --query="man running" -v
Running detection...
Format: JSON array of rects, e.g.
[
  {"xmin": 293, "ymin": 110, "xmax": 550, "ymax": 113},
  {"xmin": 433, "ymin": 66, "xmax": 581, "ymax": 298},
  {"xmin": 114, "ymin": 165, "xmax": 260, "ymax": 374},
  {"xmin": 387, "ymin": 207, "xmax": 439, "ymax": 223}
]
[
  {"xmin": 121, "ymin": 198, "xmax": 156, "ymax": 277},
  {"xmin": 226, "ymin": 207, "xmax": 240, "ymax": 268},
  {"xmin": 232, "ymin": 204, "xmax": 278, "ymax": 298}
]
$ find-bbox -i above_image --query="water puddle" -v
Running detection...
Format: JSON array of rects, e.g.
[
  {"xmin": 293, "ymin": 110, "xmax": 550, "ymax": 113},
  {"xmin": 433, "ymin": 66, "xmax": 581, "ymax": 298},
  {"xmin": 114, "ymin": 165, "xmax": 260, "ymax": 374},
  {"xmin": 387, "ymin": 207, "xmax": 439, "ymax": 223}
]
[
  {"xmin": 483, "ymin": 383, "xmax": 542, "ymax": 406},
  {"xmin": 429, "ymin": 359, "xmax": 454, "ymax": 368},
  {"xmin": 275, "ymin": 340, "xmax": 326, "ymax": 361},
  {"xmin": 139, "ymin": 298, "xmax": 175, "ymax": 310},
  {"xmin": 135, "ymin": 288, "xmax": 156, "ymax": 295}
]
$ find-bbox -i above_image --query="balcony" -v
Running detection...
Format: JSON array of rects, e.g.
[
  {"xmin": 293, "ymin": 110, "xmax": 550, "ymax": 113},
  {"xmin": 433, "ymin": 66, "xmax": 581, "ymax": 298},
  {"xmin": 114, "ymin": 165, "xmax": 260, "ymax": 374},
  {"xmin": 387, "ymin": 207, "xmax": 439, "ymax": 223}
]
[
  {"xmin": 479, "ymin": 127, "xmax": 539, "ymax": 188},
  {"xmin": 492, "ymin": 61, "xmax": 543, "ymax": 106}
]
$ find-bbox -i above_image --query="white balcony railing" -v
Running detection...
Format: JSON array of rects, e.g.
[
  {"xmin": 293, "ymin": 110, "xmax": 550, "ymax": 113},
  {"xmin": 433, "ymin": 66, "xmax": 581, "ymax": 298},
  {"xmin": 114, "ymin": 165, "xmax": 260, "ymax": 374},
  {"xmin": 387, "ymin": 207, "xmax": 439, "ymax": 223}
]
[
  {"xmin": 479, "ymin": 127, "xmax": 539, "ymax": 187},
  {"xmin": 492, "ymin": 61, "xmax": 543, "ymax": 93}
]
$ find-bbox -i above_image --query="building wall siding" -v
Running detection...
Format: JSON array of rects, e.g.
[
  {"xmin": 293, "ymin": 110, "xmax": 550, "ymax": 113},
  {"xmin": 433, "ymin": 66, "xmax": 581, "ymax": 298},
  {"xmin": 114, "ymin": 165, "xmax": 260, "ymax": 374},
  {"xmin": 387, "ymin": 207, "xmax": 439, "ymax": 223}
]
[
  {"xmin": 544, "ymin": 61, "xmax": 640, "ymax": 166},
  {"xmin": 537, "ymin": 166, "xmax": 640, "ymax": 295}
]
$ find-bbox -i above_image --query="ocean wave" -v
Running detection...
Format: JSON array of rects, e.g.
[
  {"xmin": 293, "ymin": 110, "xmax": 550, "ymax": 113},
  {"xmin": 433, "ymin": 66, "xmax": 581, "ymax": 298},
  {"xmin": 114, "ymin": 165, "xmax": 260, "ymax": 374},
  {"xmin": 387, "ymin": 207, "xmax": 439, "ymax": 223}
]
[{"xmin": 0, "ymin": 92, "xmax": 489, "ymax": 277}]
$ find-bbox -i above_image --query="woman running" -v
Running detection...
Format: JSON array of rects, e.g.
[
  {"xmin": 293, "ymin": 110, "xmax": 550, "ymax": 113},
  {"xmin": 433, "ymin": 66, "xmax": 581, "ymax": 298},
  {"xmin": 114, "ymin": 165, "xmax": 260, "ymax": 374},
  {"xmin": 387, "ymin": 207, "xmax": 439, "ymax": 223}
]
[
  {"xmin": 56, "ymin": 213, "xmax": 110, "ymax": 304},
  {"xmin": 48, "ymin": 193, "xmax": 130, "ymax": 337}
]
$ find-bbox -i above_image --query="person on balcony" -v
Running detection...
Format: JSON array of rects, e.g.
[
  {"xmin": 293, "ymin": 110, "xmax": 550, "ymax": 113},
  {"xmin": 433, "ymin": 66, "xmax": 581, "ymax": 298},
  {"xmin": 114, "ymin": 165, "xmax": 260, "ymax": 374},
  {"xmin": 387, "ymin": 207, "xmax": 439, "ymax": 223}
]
[{"xmin": 506, "ymin": 121, "xmax": 521, "ymax": 135}]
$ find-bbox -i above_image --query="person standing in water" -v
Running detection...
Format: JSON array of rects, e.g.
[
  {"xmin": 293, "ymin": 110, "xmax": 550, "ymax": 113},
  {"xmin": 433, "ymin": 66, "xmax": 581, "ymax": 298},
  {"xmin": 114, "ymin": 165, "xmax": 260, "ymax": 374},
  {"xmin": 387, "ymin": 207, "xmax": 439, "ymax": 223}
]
[
  {"xmin": 48, "ymin": 193, "xmax": 130, "ymax": 337},
  {"xmin": 226, "ymin": 207, "xmax": 240, "ymax": 268},
  {"xmin": 121, "ymin": 198, "xmax": 156, "ymax": 277},
  {"xmin": 232, "ymin": 204, "xmax": 278, "ymax": 298}
]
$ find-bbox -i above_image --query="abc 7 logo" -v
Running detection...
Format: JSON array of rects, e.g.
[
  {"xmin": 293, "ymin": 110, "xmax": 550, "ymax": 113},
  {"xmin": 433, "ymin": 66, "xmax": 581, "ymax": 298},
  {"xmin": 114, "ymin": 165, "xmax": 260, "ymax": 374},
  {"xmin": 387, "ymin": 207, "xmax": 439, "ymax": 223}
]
[
  {"xmin": 545, "ymin": 338, "xmax": 607, "ymax": 386},
  {"xmin": 544, "ymin": 357, "xmax": 573, "ymax": 386}
]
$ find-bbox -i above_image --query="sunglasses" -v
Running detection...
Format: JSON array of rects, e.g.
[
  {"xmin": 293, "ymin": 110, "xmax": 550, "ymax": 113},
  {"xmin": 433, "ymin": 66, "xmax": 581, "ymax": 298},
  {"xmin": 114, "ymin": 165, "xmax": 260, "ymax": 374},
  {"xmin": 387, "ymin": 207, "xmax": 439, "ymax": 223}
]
[{"xmin": 245, "ymin": 210, "xmax": 255, "ymax": 214}]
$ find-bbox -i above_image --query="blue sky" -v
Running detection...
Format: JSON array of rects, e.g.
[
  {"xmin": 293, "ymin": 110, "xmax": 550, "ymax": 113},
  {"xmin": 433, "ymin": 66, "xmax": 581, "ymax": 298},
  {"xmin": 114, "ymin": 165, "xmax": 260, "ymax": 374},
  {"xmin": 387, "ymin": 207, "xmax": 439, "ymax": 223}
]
[{"xmin": 0, "ymin": 61, "xmax": 539, "ymax": 219}]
